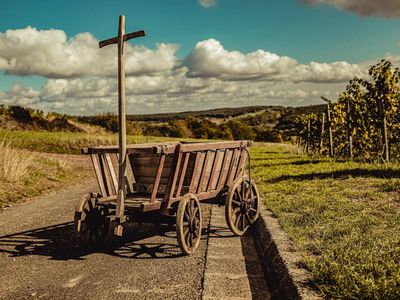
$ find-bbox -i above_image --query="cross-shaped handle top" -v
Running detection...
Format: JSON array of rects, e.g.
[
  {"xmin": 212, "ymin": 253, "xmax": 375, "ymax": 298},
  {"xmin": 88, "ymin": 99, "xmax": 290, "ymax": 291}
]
[{"xmin": 99, "ymin": 15, "xmax": 145, "ymax": 49}]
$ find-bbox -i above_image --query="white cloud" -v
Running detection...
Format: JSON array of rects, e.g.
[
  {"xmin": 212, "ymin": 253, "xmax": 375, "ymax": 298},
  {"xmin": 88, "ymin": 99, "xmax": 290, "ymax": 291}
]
[
  {"xmin": 0, "ymin": 82, "xmax": 40, "ymax": 106},
  {"xmin": 199, "ymin": 0, "xmax": 216, "ymax": 9},
  {"xmin": 302, "ymin": 0, "xmax": 400, "ymax": 18},
  {"xmin": 0, "ymin": 78, "xmax": 341, "ymax": 115},
  {"xmin": 0, "ymin": 28, "xmax": 376, "ymax": 114},
  {"xmin": 184, "ymin": 39, "xmax": 365, "ymax": 82},
  {"xmin": 0, "ymin": 27, "xmax": 178, "ymax": 78}
]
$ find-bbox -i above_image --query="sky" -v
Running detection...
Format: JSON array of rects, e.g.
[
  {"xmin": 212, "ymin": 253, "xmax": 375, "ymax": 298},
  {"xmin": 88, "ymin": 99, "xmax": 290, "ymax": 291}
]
[{"xmin": 0, "ymin": 0, "xmax": 400, "ymax": 115}]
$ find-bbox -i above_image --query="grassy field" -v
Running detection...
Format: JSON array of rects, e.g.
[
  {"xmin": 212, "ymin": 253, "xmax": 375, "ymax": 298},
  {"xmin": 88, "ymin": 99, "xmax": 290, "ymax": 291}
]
[
  {"xmin": 252, "ymin": 144, "xmax": 400, "ymax": 299},
  {"xmin": 0, "ymin": 130, "xmax": 182, "ymax": 154}
]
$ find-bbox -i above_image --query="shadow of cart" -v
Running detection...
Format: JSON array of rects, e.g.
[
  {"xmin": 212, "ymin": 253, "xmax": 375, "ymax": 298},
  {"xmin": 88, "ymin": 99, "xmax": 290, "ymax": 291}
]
[{"xmin": 0, "ymin": 221, "xmax": 191, "ymax": 261}]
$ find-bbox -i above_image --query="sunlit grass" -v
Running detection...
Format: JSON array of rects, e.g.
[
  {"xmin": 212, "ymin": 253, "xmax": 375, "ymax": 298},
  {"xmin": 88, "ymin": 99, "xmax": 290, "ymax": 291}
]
[
  {"xmin": 0, "ymin": 130, "xmax": 182, "ymax": 154},
  {"xmin": 251, "ymin": 146, "xmax": 400, "ymax": 299},
  {"xmin": 0, "ymin": 137, "xmax": 35, "ymax": 183}
]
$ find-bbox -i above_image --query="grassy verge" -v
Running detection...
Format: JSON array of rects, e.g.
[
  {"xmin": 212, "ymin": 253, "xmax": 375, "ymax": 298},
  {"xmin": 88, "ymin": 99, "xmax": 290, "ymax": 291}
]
[
  {"xmin": 0, "ymin": 130, "xmax": 182, "ymax": 154},
  {"xmin": 0, "ymin": 142, "xmax": 91, "ymax": 208},
  {"xmin": 252, "ymin": 144, "xmax": 400, "ymax": 299}
]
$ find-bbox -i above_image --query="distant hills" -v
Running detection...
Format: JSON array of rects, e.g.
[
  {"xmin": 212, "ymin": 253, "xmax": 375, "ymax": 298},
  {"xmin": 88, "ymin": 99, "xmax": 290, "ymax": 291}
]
[{"xmin": 0, "ymin": 104, "xmax": 326, "ymax": 142}]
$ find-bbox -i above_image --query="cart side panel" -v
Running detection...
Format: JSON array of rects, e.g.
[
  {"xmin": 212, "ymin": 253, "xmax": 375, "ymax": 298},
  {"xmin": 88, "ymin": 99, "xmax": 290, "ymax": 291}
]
[{"xmin": 128, "ymin": 153, "xmax": 174, "ymax": 194}]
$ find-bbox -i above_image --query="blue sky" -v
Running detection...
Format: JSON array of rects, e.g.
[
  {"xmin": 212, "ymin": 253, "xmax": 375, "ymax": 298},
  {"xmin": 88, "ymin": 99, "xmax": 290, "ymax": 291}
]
[{"xmin": 1, "ymin": 0, "xmax": 400, "ymax": 114}]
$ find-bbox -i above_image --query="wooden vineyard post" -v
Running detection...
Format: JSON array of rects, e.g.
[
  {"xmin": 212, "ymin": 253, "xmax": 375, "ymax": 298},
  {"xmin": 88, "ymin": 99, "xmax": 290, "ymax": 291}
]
[
  {"xmin": 99, "ymin": 16, "xmax": 145, "ymax": 235},
  {"xmin": 321, "ymin": 97, "xmax": 334, "ymax": 157},
  {"xmin": 319, "ymin": 113, "xmax": 325, "ymax": 154},
  {"xmin": 346, "ymin": 98, "xmax": 353, "ymax": 159},
  {"xmin": 383, "ymin": 114, "xmax": 389, "ymax": 162},
  {"xmin": 306, "ymin": 119, "xmax": 311, "ymax": 155}
]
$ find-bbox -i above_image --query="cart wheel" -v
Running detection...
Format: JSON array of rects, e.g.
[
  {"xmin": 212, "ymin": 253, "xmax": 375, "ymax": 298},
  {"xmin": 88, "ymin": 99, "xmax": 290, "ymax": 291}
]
[
  {"xmin": 74, "ymin": 193, "xmax": 110, "ymax": 247},
  {"xmin": 176, "ymin": 194, "xmax": 202, "ymax": 255},
  {"xmin": 225, "ymin": 177, "xmax": 260, "ymax": 236}
]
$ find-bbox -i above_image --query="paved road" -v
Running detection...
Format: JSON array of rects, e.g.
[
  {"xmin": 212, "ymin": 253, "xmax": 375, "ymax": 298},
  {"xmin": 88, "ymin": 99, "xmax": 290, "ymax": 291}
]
[{"xmin": 0, "ymin": 180, "xmax": 269, "ymax": 299}]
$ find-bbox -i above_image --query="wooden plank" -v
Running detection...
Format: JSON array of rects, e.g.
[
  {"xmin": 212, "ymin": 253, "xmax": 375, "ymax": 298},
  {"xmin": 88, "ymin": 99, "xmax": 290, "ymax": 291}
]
[
  {"xmin": 226, "ymin": 148, "xmax": 239, "ymax": 186},
  {"xmin": 206, "ymin": 150, "xmax": 220, "ymax": 192},
  {"xmin": 133, "ymin": 166, "xmax": 171, "ymax": 177},
  {"xmin": 83, "ymin": 143, "xmax": 177, "ymax": 155},
  {"xmin": 189, "ymin": 152, "xmax": 200, "ymax": 193},
  {"xmin": 162, "ymin": 144, "xmax": 183, "ymax": 211},
  {"xmin": 130, "ymin": 155, "xmax": 173, "ymax": 165},
  {"xmin": 102, "ymin": 153, "xmax": 115, "ymax": 196},
  {"xmin": 140, "ymin": 201, "xmax": 162, "ymax": 212},
  {"xmin": 151, "ymin": 154, "xmax": 166, "ymax": 202},
  {"xmin": 124, "ymin": 175, "xmax": 132, "ymax": 194},
  {"xmin": 105, "ymin": 153, "xmax": 118, "ymax": 195},
  {"xmin": 175, "ymin": 152, "xmax": 190, "ymax": 197},
  {"xmin": 90, "ymin": 154, "xmax": 107, "ymax": 196},
  {"xmin": 136, "ymin": 176, "xmax": 169, "ymax": 184},
  {"xmin": 134, "ymin": 183, "xmax": 168, "ymax": 193},
  {"xmin": 180, "ymin": 141, "xmax": 247, "ymax": 153},
  {"xmin": 197, "ymin": 151, "xmax": 211, "ymax": 193},
  {"xmin": 171, "ymin": 188, "xmax": 227, "ymax": 204},
  {"xmin": 216, "ymin": 149, "xmax": 230, "ymax": 190},
  {"xmin": 233, "ymin": 149, "xmax": 246, "ymax": 180}
]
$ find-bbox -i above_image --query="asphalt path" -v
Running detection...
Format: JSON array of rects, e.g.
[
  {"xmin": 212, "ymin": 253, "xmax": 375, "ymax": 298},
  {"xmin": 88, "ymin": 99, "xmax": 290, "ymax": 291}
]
[{"xmin": 0, "ymin": 179, "xmax": 269, "ymax": 299}]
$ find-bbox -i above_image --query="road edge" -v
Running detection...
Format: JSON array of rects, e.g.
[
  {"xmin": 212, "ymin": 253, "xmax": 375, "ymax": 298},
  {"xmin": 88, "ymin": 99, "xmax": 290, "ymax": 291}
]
[{"xmin": 252, "ymin": 203, "xmax": 322, "ymax": 300}]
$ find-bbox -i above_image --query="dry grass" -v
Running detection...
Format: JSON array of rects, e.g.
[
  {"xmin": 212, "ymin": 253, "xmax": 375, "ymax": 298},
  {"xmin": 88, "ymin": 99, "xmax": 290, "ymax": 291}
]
[{"xmin": 0, "ymin": 138, "xmax": 35, "ymax": 183}]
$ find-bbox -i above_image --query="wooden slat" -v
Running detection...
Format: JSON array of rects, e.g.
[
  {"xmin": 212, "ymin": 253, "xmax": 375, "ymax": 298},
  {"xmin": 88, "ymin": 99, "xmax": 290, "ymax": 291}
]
[
  {"xmin": 100, "ymin": 153, "xmax": 114, "ymax": 196},
  {"xmin": 130, "ymin": 155, "xmax": 173, "ymax": 165},
  {"xmin": 104, "ymin": 153, "xmax": 118, "ymax": 195},
  {"xmin": 189, "ymin": 152, "xmax": 200, "ymax": 193},
  {"xmin": 90, "ymin": 154, "xmax": 107, "ymax": 196},
  {"xmin": 151, "ymin": 154, "xmax": 166, "ymax": 202},
  {"xmin": 197, "ymin": 151, "xmax": 211, "ymax": 193},
  {"xmin": 134, "ymin": 183, "xmax": 168, "ymax": 193},
  {"xmin": 233, "ymin": 149, "xmax": 244, "ymax": 181},
  {"xmin": 136, "ymin": 177, "xmax": 169, "ymax": 184},
  {"xmin": 162, "ymin": 144, "xmax": 183, "ymax": 211},
  {"xmin": 235, "ymin": 150, "xmax": 248, "ymax": 179},
  {"xmin": 133, "ymin": 166, "xmax": 171, "ymax": 177},
  {"xmin": 124, "ymin": 175, "xmax": 132, "ymax": 194},
  {"xmin": 180, "ymin": 140, "xmax": 248, "ymax": 153},
  {"xmin": 226, "ymin": 148, "xmax": 239, "ymax": 186},
  {"xmin": 206, "ymin": 150, "xmax": 220, "ymax": 192},
  {"xmin": 83, "ymin": 143, "xmax": 177, "ymax": 155},
  {"xmin": 216, "ymin": 149, "xmax": 230, "ymax": 190},
  {"xmin": 176, "ymin": 152, "xmax": 190, "ymax": 197}
]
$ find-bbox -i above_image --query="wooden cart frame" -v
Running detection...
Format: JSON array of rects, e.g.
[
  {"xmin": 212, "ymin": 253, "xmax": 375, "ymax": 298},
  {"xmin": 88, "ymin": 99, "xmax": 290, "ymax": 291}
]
[{"xmin": 74, "ymin": 140, "xmax": 260, "ymax": 254}]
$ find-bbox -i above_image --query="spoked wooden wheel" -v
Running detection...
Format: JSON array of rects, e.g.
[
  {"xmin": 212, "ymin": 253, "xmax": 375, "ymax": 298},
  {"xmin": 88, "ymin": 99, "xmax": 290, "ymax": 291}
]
[
  {"xmin": 176, "ymin": 194, "xmax": 202, "ymax": 255},
  {"xmin": 74, "ymin": 193, "xmax": 110, "ymax": 247},
  {"xmin": 225, "ymin": 177, "xmax": 260, "ymax": 236}
]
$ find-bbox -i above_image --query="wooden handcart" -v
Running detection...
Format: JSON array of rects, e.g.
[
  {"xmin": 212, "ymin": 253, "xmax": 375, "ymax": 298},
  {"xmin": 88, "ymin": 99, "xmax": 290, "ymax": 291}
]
[{"xmin": 74, "ymin": 140, "xmax": 261, "ymax": 254}]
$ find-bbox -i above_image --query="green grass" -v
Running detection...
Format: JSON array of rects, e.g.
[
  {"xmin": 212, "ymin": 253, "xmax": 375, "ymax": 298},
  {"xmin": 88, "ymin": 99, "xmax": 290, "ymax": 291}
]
[
  {"xmin": 0, "ymin": 130, "xmax": 182, "ymax": 154},
  {"xmin": 252, "ymin": 145, "xmax": 400, "ymax": 299}
]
